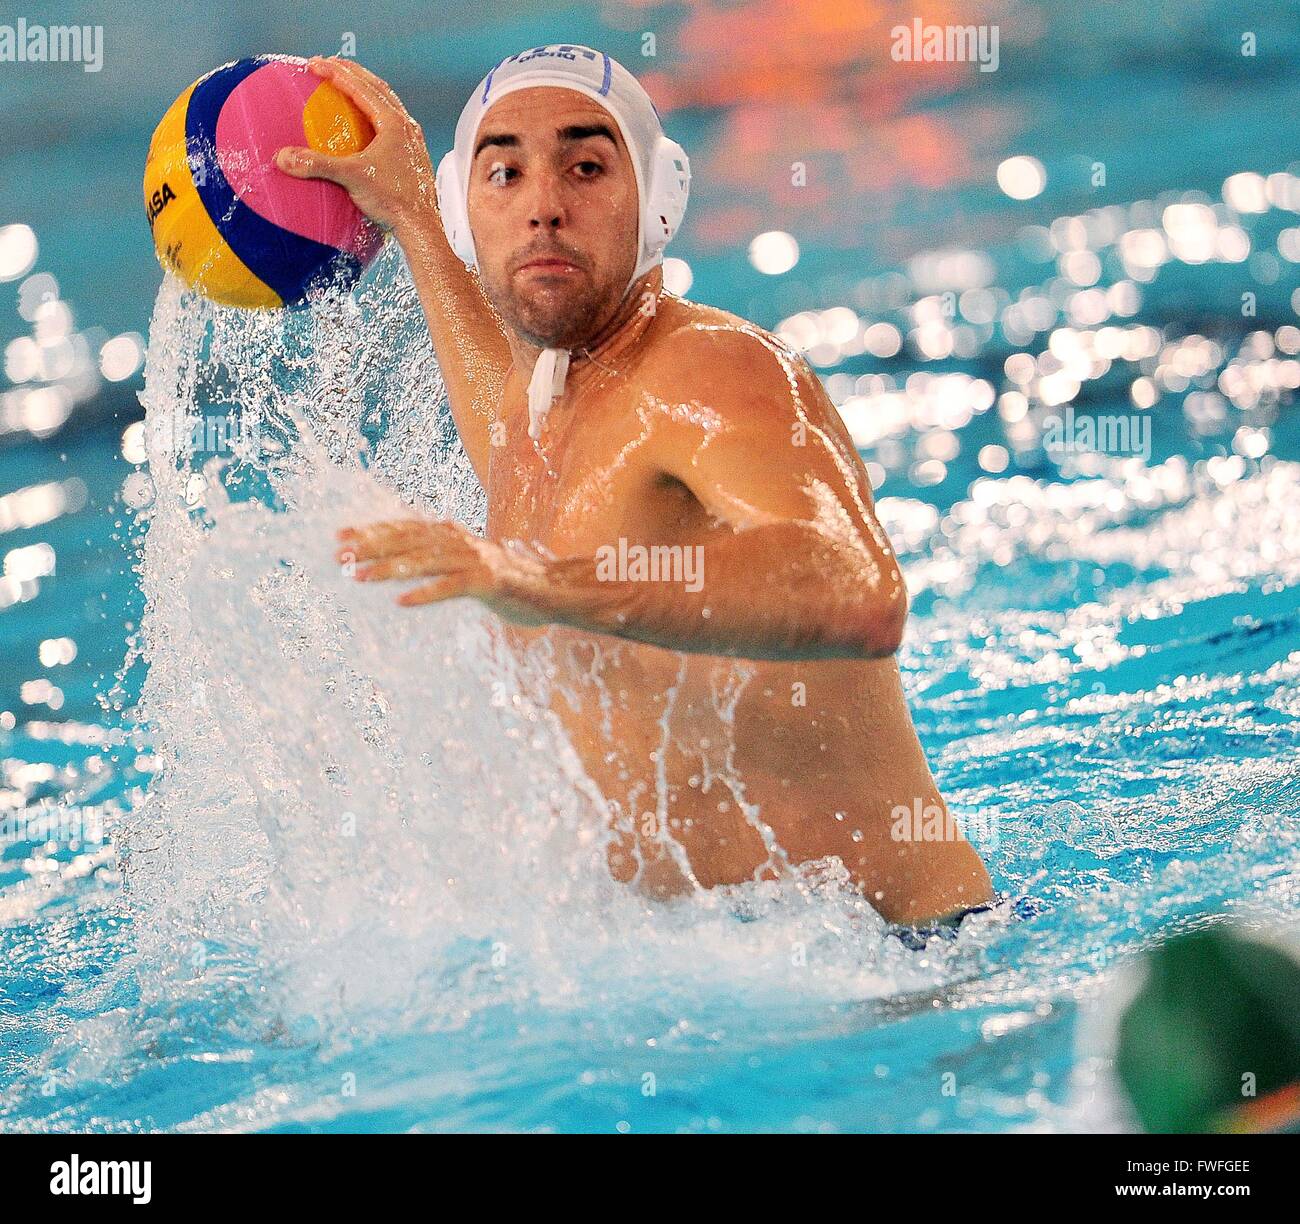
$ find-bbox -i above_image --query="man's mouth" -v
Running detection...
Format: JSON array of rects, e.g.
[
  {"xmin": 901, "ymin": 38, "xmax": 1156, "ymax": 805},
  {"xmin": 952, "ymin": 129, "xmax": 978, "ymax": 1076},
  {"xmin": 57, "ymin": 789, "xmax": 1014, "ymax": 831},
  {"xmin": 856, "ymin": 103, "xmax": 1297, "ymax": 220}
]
[{"xmin": 516, "ymin": 254, "xmax": 583, "ymax": 275}]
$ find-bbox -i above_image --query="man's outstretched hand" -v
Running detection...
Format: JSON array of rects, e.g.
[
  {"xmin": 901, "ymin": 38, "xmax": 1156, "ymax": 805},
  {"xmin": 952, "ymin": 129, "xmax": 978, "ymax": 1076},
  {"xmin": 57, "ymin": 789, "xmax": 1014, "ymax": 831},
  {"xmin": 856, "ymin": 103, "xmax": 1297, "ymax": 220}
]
[{"xmin": 336, "ymin": 519, "xmax": 547, "ymax": 619}]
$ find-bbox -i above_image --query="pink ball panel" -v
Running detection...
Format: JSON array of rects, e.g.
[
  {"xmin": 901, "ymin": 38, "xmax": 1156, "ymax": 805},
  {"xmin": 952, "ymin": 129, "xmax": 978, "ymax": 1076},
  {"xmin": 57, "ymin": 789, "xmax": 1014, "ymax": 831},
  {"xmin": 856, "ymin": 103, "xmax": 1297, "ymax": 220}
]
[{"xmin": 215, "ymin": 60, "xmax": 371, "ymax": 256}]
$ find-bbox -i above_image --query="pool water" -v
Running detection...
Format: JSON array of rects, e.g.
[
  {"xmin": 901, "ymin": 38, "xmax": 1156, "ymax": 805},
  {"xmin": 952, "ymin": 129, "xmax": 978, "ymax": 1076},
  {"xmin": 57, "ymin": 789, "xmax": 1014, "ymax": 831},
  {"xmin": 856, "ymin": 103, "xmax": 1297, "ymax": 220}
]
[{"xmin": 1, "ymin": 217, "xmax": 1297, "ymax": 1131}]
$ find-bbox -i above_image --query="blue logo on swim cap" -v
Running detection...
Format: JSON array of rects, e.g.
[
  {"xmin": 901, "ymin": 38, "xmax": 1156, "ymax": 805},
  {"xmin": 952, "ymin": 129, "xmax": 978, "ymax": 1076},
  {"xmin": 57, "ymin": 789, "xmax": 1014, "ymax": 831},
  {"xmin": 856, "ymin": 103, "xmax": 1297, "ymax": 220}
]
[{"xmin": 482, "ymin": 46, "xmax": 614, "ymax": 102}]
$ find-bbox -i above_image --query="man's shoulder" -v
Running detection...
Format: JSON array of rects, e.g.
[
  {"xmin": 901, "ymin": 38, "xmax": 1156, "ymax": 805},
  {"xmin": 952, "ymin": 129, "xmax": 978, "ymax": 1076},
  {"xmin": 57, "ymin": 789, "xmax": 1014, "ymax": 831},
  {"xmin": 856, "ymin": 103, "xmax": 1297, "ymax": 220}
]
[{"xmin": 639, "ymin": 297, "xmax": 817, "ymax": 403}]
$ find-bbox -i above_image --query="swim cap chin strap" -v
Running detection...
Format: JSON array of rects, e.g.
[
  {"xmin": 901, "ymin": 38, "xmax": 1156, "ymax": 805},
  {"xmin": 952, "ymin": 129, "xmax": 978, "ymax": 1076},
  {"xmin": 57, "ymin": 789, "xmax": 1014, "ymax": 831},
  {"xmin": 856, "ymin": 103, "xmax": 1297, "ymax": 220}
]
[
  {"xmin": 528, "ymin": 347, "xmax": 570, "ymax": 440},
  {"xmin": 434, "ymin": 45, "xmax": 690, "ymax": 439}
]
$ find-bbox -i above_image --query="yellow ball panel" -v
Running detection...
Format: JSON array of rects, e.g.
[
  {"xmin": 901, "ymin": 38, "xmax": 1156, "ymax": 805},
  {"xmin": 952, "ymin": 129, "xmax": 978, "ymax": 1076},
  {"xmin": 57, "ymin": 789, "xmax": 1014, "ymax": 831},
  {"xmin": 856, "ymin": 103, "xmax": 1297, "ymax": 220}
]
[
  {"xmin": 143, "ymin": 81, "xmax": 282, "ymax": 309},
  {"xmin": 302, "ymin": 80, "xmax": 376, "ymax": 157}
]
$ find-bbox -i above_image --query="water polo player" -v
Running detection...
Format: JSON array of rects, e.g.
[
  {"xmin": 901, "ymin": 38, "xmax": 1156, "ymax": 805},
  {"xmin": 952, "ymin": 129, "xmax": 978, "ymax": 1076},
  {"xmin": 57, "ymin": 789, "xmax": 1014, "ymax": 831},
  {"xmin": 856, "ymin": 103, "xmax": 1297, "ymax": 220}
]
[{"xmin": 274, "ymin": 45, "xmax": 993, "ymax": 925}]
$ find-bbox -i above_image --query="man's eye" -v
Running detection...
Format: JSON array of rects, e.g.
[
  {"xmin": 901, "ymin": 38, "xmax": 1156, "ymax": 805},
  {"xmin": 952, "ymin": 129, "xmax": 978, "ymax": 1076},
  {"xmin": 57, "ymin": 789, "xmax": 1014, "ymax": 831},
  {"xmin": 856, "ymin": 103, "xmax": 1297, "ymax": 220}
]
[
  {"xmin": 572, "ymin": 160, "xmax": 604, "ymax": 178},
  {"xmin": 487, "ymin": 162, "xmax": 516, "ymax": 186}
]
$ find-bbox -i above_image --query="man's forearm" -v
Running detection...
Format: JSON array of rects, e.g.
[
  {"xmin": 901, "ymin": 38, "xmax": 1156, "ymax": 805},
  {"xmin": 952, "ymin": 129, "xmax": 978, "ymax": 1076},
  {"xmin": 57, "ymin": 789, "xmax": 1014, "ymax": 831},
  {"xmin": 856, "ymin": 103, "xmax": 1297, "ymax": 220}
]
[
  {"xmin": 391, "ymin": 204, "xmax": 510, "ymax": 469},
  {"xmin": 495, "ymin": 522, "xmax": 907, "ymax": 661}
]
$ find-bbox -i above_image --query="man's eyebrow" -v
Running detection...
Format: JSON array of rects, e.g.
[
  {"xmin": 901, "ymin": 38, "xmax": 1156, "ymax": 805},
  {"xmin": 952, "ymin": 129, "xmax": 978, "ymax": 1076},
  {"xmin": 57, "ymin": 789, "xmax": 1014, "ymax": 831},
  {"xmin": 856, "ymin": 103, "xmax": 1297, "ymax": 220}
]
[
  {"xmin": 472, "ymin": 124, "xmax": 619, "ymax": 161},
  {"xmin": 558, "ymin": 123, "xmax": 619, "ymax": 148},
  {"xmin": 473, "ymin": 131, "xmax": 519, "ymax": 159}
]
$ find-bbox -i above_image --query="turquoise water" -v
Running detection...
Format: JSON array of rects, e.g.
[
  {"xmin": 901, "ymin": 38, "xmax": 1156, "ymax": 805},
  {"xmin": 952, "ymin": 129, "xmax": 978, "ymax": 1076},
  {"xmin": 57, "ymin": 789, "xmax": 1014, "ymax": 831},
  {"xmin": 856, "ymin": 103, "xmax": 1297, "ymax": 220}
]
[
  {"xmin": 2, "ymin": 249, "xmax": 1296, "ymax": 1131},
  {"xmin": 3, "ymin": 3, "xmax": 1300, "ymax": 1132}
]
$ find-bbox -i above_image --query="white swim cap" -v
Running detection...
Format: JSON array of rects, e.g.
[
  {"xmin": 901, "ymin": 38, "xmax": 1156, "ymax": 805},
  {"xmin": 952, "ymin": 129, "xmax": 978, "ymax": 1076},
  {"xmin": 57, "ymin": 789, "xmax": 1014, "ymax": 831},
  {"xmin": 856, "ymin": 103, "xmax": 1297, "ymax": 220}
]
[{"xmin": 435, "ymin": 45, "xmax": 691, "ymax": 438}]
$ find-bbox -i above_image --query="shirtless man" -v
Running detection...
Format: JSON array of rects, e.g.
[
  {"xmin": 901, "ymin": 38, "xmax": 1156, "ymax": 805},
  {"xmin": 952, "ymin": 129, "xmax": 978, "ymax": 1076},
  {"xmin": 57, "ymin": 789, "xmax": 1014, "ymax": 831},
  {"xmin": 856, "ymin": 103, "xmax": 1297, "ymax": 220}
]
[{"xmin": 276, "ymin": 46, "xmax": 992, "ymax": 925}]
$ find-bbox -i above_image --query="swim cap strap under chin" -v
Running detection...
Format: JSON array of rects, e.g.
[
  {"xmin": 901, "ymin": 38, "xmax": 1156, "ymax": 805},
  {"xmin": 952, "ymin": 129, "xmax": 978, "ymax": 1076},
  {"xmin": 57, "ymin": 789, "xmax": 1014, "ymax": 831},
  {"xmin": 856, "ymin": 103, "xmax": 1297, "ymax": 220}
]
[{"xmin": 527, "ymin": 347, "xmax": 570, "ymax": 440}]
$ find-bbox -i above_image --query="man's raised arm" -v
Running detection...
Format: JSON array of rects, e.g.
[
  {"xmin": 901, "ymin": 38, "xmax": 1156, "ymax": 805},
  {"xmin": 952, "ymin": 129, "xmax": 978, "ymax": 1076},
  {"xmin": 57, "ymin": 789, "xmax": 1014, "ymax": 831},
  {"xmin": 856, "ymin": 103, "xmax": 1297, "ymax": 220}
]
[{"xmin": 275, "ymin": 57, "xmax": 509, "ymax": 480}]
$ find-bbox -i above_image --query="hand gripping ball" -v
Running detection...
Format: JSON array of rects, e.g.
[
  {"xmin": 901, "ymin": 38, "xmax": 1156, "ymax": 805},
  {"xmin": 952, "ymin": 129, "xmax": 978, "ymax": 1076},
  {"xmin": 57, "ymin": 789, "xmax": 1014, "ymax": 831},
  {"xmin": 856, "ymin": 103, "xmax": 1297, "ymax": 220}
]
[{"xmin": 144, "ymin": 55, "xmax": 382, "ymax": 308}]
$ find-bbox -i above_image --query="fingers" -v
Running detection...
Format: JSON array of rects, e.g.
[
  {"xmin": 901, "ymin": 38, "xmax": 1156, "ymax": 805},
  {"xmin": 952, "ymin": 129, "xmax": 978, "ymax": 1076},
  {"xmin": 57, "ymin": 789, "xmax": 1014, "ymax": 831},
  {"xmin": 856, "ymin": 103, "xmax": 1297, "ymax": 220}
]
[
  {"xmin": 397, "ymin": 572, "xmax": 480, "ymax": 607},
  {"xmin": 320, "ymin": 58, "xmax": 406, "ymax": 112},
  {"xmin": 275, "ymin": 145, "xmax": 360, "ymax": 185},
  {"xmin": 337, "ymin": 518, "xmax": 429, "ymax": 547},
  {"xmin": 307, "ymin": 56, "xmax": 405, "ymax": 130},
  {"xmin": 333, "ymin": 520, "xmax": 493, "ymax": 609},
  {"xmin": 336, "ymin": 520, "xmax": 421, "ymax": 560},
  {"xmin": 355, "ymin": 551, "xmax": 454, "ymax": 582},
  {"xmin": 336, "ymin": 519, "xmax": 474, "ymax": 564}
]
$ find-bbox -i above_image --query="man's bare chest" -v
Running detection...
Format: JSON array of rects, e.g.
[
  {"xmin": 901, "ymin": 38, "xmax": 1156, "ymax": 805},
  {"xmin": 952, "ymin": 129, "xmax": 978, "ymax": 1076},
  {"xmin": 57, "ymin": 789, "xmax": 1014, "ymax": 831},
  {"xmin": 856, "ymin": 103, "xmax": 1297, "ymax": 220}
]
[{"xmin": 486, "ymin": 410, "xmax": 645, "ymax": 553}]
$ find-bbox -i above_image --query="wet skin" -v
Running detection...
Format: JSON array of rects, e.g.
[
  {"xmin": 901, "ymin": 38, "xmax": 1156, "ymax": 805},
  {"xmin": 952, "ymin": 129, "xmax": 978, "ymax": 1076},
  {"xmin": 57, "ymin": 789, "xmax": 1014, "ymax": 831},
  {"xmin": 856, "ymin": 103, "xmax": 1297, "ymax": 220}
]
[{"xmin": 278, "ymin": 59, "xmax": 993, "ymax": 923}]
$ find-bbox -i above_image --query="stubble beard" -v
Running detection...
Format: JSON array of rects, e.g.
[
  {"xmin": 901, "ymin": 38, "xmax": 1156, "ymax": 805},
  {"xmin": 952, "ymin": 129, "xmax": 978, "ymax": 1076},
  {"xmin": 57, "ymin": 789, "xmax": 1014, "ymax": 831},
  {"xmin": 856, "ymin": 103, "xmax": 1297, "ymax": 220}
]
[{"xmin": 504, "ymin": 280, "xmax": 610, "ymax": 351}]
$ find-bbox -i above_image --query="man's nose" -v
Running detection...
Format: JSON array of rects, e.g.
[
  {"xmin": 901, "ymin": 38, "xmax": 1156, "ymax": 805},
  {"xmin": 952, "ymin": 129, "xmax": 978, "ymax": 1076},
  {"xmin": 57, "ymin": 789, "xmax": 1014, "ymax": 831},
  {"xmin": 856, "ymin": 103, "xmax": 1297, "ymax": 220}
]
[{"xmin": 525, "ymin": 171, "xmax": 567, "ymax": 233}]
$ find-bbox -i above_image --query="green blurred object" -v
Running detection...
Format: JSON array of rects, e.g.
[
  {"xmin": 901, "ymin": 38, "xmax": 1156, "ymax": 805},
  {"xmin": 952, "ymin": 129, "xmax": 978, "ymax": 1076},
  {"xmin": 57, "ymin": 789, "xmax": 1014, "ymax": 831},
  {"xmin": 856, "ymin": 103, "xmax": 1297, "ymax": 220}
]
[{"xmin": 1116, "ymin": 927, "xmax": 1300, "ymax": 1133}]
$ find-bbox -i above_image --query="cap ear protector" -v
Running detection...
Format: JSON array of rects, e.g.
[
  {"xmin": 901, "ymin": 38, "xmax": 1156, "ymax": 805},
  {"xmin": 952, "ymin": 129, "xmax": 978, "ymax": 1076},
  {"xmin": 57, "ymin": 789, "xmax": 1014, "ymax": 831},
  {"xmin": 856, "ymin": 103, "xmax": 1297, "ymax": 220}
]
[
  {"xmin": 642, "ymin": 135, "xmax": 691, "ymax": 263},
  {"xmin": 434, "ymin": 151, "xmax": 473, "ymax": 266},
  {"xmin": 435, "ymin": 132, "xmax": 690, "ymax": 277}
]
